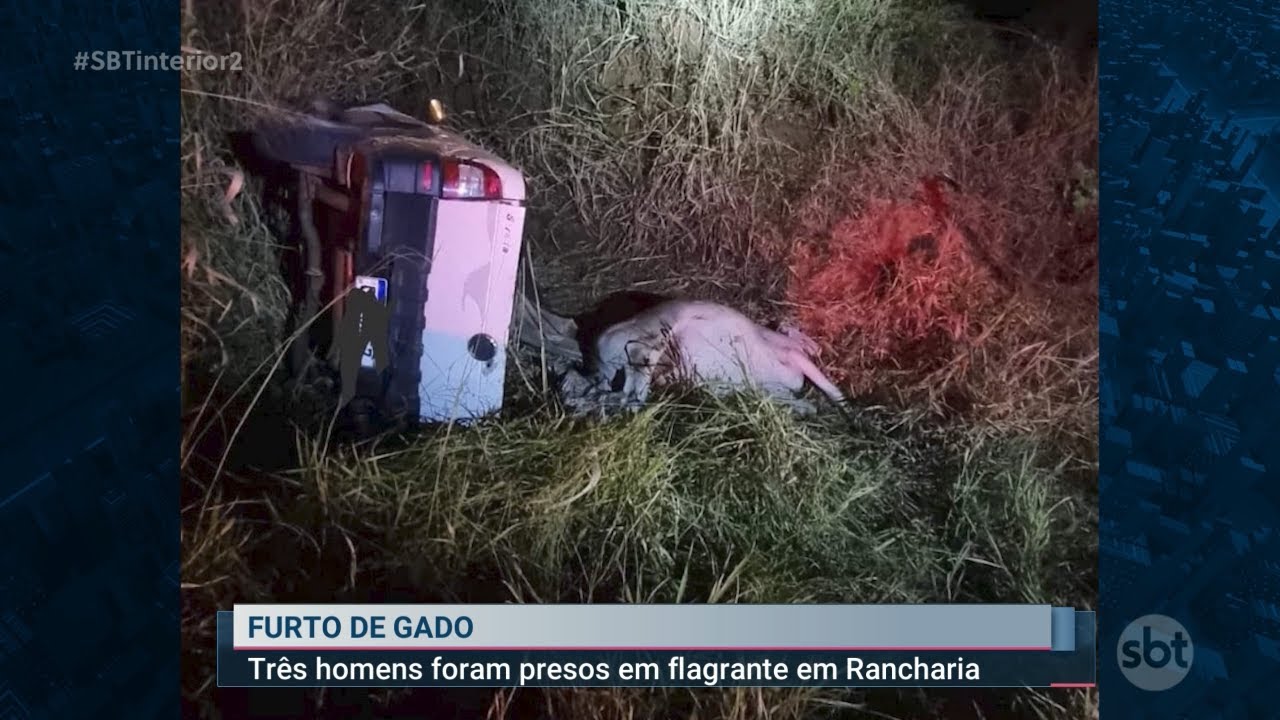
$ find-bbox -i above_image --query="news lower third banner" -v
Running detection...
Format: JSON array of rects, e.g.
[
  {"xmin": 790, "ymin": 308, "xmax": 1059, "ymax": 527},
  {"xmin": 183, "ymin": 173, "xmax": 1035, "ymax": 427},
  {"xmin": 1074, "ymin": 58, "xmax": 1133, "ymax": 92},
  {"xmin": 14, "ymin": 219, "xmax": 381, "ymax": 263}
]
[{"xmin": 217, "ymin": 604, "xmax": 1096, "ymax": 688}]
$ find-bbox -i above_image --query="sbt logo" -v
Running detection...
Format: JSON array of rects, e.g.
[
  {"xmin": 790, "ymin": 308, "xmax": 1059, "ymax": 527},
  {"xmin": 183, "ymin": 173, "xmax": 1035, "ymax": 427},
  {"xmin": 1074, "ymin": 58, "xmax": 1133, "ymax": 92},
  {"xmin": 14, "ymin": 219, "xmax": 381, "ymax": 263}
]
[{"xmin": 1117, "ymin": 614, "xmax": 1194, "ymax": 691}]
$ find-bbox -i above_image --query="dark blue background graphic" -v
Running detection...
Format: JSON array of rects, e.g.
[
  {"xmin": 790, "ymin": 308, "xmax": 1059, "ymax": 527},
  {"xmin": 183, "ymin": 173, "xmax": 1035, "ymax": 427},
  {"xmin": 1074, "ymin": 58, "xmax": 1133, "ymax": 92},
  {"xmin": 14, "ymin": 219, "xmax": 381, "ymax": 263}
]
[
  {"xmin": 214, "ymin": 612, "xmax": 1097, "ymax": 688},
  {"xmin": 1100, "ymin": 0, "xmax": 1280, "ymax": 716},
  {"xmin": 0, "ymin": 1, "xmax": 180, "ymax": 718}
]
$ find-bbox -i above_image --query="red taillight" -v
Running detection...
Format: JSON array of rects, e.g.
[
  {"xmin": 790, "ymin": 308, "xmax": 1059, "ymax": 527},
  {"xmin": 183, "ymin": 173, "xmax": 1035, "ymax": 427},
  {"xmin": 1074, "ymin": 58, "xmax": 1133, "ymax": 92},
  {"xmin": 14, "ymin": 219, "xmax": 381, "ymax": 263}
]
[
  {"xmin": 484, "ymin": 166, "xmax": 502, "ymax": 198},
  {"xmin": 420, "ymin": 160, "xmax": 435, "ymax": 192},
  {"xmin": 441, "ymin": 159, "xmax": 502, "ymax": 199}
]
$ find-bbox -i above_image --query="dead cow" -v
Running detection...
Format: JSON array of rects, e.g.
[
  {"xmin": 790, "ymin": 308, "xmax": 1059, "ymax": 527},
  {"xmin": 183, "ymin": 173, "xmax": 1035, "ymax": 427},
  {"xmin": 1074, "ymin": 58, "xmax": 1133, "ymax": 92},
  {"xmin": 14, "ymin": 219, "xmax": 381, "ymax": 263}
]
[{"xmin": 591, "ymin": 299, "xmax": 847, "ymax": 414}]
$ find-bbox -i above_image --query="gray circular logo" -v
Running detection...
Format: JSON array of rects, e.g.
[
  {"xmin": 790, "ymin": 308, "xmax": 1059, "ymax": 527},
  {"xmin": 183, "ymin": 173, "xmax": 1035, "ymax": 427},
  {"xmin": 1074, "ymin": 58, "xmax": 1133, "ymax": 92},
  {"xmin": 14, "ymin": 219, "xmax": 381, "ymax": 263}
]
[{"xmin": 1117, "ymin": 614, "xmax": 1194, "ymax": 691}]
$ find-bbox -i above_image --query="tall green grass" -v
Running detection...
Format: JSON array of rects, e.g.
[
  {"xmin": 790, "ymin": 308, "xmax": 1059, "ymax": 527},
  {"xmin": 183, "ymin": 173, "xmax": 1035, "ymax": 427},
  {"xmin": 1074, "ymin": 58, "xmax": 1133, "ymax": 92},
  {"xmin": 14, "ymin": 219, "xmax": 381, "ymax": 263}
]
[
  {"xmin": 183, "ymin": 393, "xmax": 1095, "ymax": 717},
  {"xmin": 286, "ymin": 393, "xmax": 1091, "ymax": 607},
  {"xmin": 476, "ymin": 0, "xmax": 981, "ymax": 255}
]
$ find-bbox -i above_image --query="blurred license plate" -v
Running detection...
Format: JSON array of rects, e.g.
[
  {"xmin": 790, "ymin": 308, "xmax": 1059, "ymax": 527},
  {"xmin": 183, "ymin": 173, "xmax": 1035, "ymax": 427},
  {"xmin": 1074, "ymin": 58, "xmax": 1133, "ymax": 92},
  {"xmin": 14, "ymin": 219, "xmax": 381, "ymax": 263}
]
[
  {"xmin": 354, "ymin": 275, "xmax": 388, "ymax": 368},
  {"xmin": 354, "ymin": 275, "xmax": 388, "ymax": 303}
]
